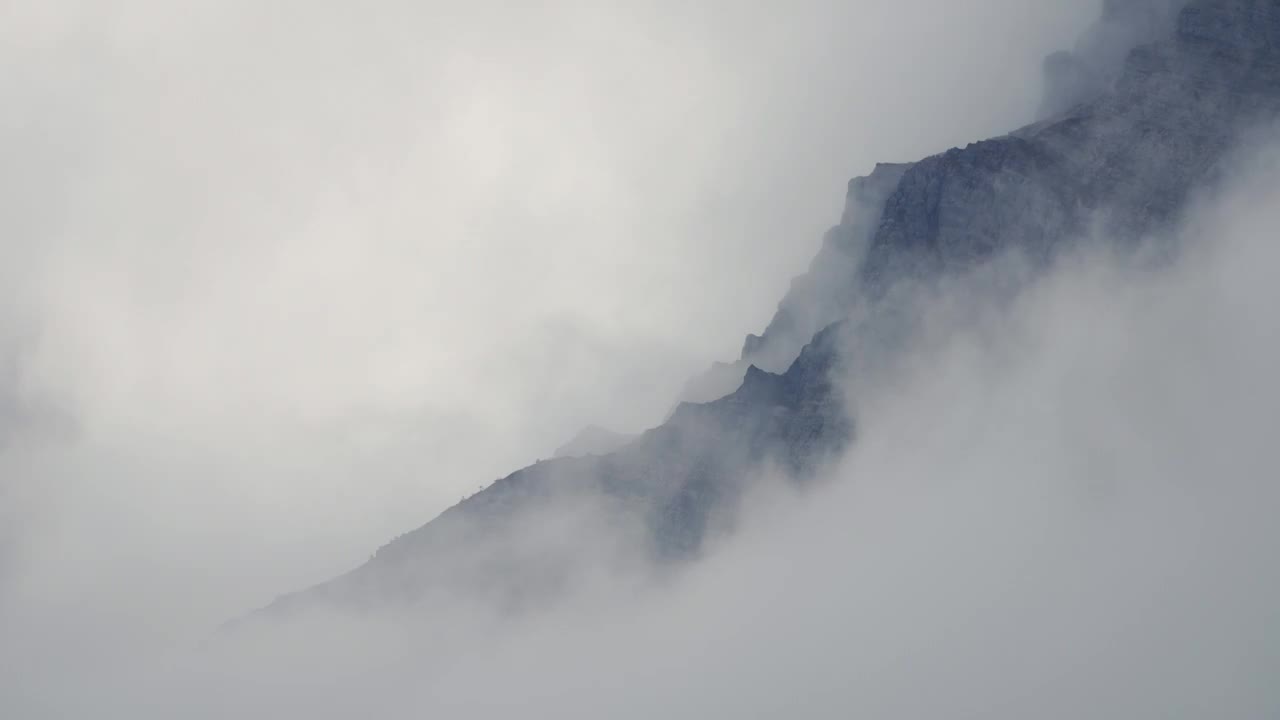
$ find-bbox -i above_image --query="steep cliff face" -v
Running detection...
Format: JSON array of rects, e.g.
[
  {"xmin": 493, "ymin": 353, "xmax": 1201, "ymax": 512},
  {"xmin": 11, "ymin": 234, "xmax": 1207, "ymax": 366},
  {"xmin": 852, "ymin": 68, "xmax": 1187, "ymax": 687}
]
[
  {"xmin": 678, "ymin": 162, "xmax": 909, "ymax": 404},
  {"xmin": 263, "ymin": 0, "xmax": 1280, "ymax": 616},
  {"xmin": 747, "ymin": 0, "xmax": 1280, "ymax": 366},
  {"xmin": 743, "ymin": 162, "xmax": 912, "ymax": 371}
]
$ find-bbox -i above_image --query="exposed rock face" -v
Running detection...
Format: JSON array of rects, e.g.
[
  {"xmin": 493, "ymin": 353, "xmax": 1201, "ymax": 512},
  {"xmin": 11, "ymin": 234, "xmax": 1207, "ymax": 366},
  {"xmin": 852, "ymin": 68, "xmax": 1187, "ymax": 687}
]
[
  {"xmin": 262, "ymin": 0, "xmax": 1280, "ymax": 616},
  {"xmin": 742, "ymin": 162, "xmax": 911, "ymax": 372},
  {"xmin": 677, "ymin": 161, "xmax": 908, "ymax": 405}
]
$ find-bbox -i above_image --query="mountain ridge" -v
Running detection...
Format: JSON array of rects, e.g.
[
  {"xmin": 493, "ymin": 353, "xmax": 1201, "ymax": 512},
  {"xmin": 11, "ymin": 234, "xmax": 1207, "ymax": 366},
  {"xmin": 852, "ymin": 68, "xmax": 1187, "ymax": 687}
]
[{"xmin": 257, "ymin": 0, "xmax": 1280, "ymax": 619}]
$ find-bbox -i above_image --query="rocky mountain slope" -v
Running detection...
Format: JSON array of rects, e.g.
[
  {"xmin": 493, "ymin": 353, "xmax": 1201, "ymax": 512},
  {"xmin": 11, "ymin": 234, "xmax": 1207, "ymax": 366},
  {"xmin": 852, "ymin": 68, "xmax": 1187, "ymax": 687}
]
[{"xmin": 262, "ymin": 0, "xmax": 1280, "ymax": 616}]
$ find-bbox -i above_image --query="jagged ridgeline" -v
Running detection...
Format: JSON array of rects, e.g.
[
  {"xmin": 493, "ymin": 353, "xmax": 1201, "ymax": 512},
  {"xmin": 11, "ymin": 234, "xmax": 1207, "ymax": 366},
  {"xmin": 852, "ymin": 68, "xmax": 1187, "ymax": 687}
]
[{"xmin": 260, "ymin": 0, "xmax": 1280, "ymax": 617}]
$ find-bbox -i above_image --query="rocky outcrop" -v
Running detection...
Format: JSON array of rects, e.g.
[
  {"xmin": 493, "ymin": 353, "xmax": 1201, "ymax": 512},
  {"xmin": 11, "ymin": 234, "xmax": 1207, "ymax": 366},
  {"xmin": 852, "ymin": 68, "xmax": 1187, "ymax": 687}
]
[
  {"xmin": 740, "ymin": 162, "xmax": 911, "ymax": 371},
  {"xmin": 678, "ymin": 161, "xmax": 909, "ymax": 405},
  {"xmin": 863, "ymin": 0, "xmax": 1280, "ymax": 297}
]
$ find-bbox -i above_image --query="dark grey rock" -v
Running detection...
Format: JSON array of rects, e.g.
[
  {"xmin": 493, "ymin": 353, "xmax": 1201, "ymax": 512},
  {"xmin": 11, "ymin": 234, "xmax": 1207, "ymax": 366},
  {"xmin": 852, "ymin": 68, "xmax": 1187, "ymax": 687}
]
[
  {"xmin": 740, "ymin": 162, "xmax": 911, "ymax": 375},
  {"xmin": 864, "ymin": 0, "xmax": 1280, "ymax": 296}
]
